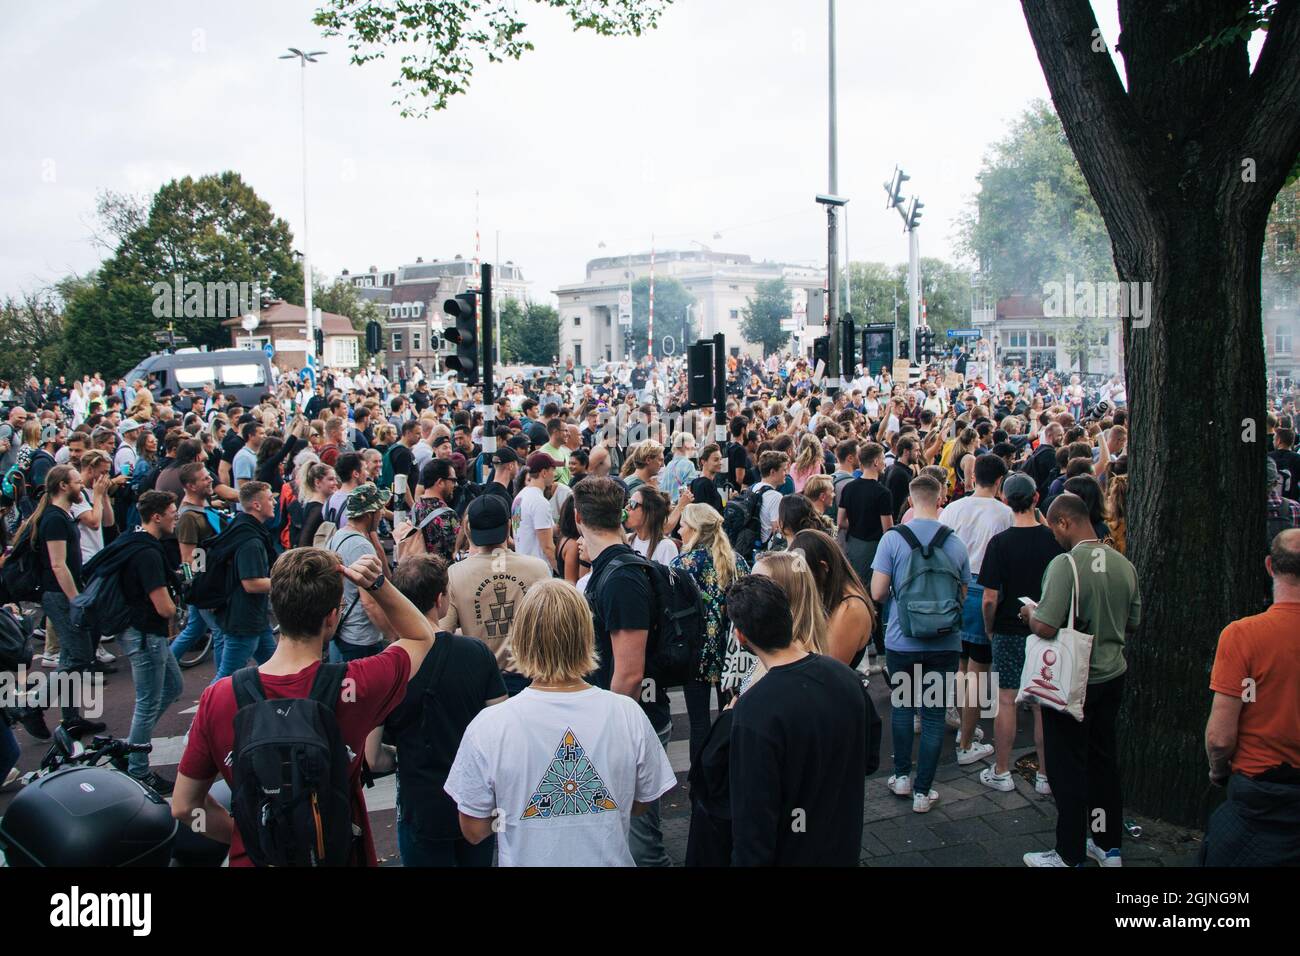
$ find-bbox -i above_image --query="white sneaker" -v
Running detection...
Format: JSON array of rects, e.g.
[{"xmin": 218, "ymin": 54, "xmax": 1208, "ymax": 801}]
[
  {"xmin": 2, "ymin": 767, "xmax": 20, "ymax": 790},
  {"xmin": 1024, "ymin": 849, "xmax": 1070, "ymax": 867},
  {"xmin": 38, "ymin": 654, "xmax": 58, "ymax": 668},
  {"xmin": 979, "ymin": 767, "xmax": 1016, "ymax": 792},
  {"xmin": 887, "ymin": 774, "xmax": 913, "ymax": 797},
  {"xmin": 1035, "ymin": 774, "xmax": 1052, "ymax": 796},
  {"xmin": 100, "ymin": 633, "xmax": 116, "ymax": 643},
  {"xmin": 912, "ymin": 789, "xmax": 940, "ymax": 813},
  {"xmin": 956, "ymin": 741, "xmax": 995, "ymax": 765},
  {"xmin": 95, "ymin": 646, "xmax": 116, "ymax": 663},
  {"xmin": 1086, "ymin": 838, "xmax": 1123, "ymax": 867},
  {"xmin": 955, "ymin": 726, "xmax": 985, "ymax": 747}
]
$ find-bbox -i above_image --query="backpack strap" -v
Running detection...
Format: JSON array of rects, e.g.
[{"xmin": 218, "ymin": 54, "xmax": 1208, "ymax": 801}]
[
  {"xmin": 308, "ymin": 661, "xmax": 349, "ymax": 714},
  {"xmin": 925, "ymin": 525, "xmax": 954, "ymax": 558},
  {"xmin": 232, "ymin": 666, "xmax": 265, "ymax": 709},
  {"xmin": 892, "ymin": 524, "xmax": 923, "ymax": 553}
]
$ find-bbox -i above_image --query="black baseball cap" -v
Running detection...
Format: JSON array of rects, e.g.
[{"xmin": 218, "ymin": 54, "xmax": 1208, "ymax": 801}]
[
  {"xmin": 466, "ymin": 495, "xmax": 509, "ymax": 546},
  {"xmin": 490, "ymin": 447, "xmax": 520, "ymax": 466}
]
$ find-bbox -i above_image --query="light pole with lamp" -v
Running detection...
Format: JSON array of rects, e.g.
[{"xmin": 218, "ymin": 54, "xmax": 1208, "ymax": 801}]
[{"xmin": 280, "ymin": 47, "xmax": 326, "ymax": 363}]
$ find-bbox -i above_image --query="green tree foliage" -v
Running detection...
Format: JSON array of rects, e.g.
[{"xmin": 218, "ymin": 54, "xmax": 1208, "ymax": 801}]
[
  {"xmin": 499, "ymin": 298, "xmax": 560, "ymax": 366},
  {"xmin": 957, "ymin": 100, "xmax": 1114, "ymax": 298},
  {"xmin": 840, "ymin": 259, "xmax": 971, "ymax": 346},
  {"xmin": 739, "ymin": 278, "xmax": 791, "ymax": 356},
  {"xmin": 315, "ymin": 279, "xmax": 386, "ymax": 362},
  {"xmin": 629, "ymin": 276, "xmax": 695, "ymax": 359},
  {"xmin": 62, "ymin": 173, "xmax": 301, "ymax": 378},
  {"xmin": 0, "ymin": 288, "xmax": 71, "ymax": 383},
  {"xmin": 313, "ymin": 0, "xmax": 673, "ymax": 117}
]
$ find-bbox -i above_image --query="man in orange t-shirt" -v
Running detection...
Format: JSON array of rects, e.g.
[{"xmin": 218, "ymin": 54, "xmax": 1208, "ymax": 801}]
[{"xmin": 1202, "ymin": 528, "xmax": 1300, "ymax": 865}]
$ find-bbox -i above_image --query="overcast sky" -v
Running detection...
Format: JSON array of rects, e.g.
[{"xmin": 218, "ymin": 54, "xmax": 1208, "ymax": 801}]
[{"xmin": 1, "ymin": 0, "xmax": 1129, "ymax": 306}]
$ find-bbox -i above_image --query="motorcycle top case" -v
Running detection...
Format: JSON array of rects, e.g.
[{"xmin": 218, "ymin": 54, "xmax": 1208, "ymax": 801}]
[{"xmin": 0, "ymin": 766, "xmax": 177, "ymax": 867}]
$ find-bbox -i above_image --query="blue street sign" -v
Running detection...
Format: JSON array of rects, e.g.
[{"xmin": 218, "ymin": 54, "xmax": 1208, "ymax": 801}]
[
  {"xmin": 263, "ymin": 342, "xmax": 275, "ymax": 359},
  {"xmin": 299, "ymin": 365, "xmax": 316, "ymax": 388},
  {"xmin": 946, "ymin": 329, "xmax": 981, "ymax": 338}
]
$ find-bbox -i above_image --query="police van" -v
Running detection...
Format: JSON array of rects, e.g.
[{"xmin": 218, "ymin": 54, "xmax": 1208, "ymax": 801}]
[{"xmin": 124, "ymin": 349, "xmax": 276, "ymax": 407}]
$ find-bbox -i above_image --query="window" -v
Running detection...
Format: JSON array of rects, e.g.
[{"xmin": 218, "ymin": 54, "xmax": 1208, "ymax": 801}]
[
  {"xmin": 573, "ymin": 315, "xmax": 582, "ymax": 326},
  {"xmin": 389, "ymin": 304, "xmax": 399, "ymax": 318},
  {"xmin": 573, "ymin": 343, "xmax": 583, "ymax": 365},
  {"xmin": 1277, "ymin": 326, "xmax": 1294, "ymax": 356},
  {"xmin": 1007, "ymin": 331, "xmax": 1028, "ymax": 348},
  {"xmin": 412, "ymin": 330, "xmax": 423, "ymax": 352},
  {"xmin": 392, "ymin": 332, "xmax": 404, "ymax": 352},
  {"xmin": 216, "ymin": 364, "xmax": 266, "ymax": 388},
  {"xmin": 332, "ymin": 336, "xmax": 359, "ymax": 368},
  {"xmin": 605, "ymin": 313, "xmax": 611, "ymax": 326},
  {"xmin": 1277, "ymin": 288, "xmax": 1293, "ymax": 309},
  {"xmin": 1278, "ymin": 230, "xmax": 1295, "ymax": 263},
  {"xmin": 729, "ymin": 309, "xmax": 740, "ymax": 320},
  {"xmin": 173, "ymin": 366, "xmax": 216, "ymax": 389},
  {"xmin": 412, "ymin": 302, "xmax": 423, "ymax": 316}
]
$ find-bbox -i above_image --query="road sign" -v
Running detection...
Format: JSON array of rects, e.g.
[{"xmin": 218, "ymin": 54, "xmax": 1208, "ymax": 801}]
[
  {"xmin": 946, "ymin": 328, "xmax": 981, "ymax": 338},
  {"xmin": 661, "ymin": 335, "xmax": 676, "ymax": 356},
  {"xmin": 780, "ymin": 318, "xmax": 799, "ymax": 332},
  {"xmin": 263, "ymin": 342, "xmax": 275, "ymax": 359},
  {"xmin": 618, "ymin": 290, "xmax": 633, "ymax": 326}
]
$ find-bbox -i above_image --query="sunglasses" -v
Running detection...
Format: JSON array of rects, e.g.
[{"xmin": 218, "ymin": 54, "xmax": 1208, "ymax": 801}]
[{"xmin": 626, "ymin": 501, "xmax": 643, "ymax": 511}]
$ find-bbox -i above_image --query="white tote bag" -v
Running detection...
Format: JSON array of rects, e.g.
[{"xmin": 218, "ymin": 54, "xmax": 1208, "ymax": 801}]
[{"xmin": 1016, "ymin": 553, "xmax": 1094, "ymax": 722}]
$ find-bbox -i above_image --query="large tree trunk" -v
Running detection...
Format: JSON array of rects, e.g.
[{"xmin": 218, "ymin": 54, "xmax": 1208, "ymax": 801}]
[{"xmin": 1021, "ymin": 0, "xmax": 1300, "ymax": 825}]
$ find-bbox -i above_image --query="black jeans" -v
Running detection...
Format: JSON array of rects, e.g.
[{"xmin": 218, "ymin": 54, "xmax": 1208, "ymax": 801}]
[
  {"xmin": 1040, "ymin": 673, "xmax": 1125, "ymax": 865},
  {"xmin": 684, "ymin": 679, "xmax": 725, "ymax": 768}
]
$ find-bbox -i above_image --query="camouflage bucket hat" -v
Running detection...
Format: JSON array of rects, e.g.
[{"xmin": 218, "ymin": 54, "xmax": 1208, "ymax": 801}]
[{"xmin": 346, "ymin": 482, "xmax": 392, "ymax": 517}]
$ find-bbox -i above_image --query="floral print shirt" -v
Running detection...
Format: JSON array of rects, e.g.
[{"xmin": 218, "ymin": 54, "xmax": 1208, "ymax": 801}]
[
  {"xmin": 670, "ymin": 547, "xmax": 749, "ymax": 684},
  {"xmin": 410, "ymin": 496, "xmax": 460, "ymax": 563}
]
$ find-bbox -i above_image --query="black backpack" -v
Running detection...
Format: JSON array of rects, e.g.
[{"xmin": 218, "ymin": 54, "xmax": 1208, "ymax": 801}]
[
  {"xmin": 71, "ymin": 531, "xmax": 169, "ymax": 638},
  {"xmin": 596, "ymin": 550, "xmax": 707, "ymax": 689},
  {"xmin": 0, "ymin": 528, "xmax": 42, "ymax": 603},
  {"xmin": 230, "ymin": 663, "xmax": 357, "ymax": 867},
  {"xmin": 0, "ymin": 604, "xmax": 31, "ymax": 672},
  {"xmin": 187, "ymin": 519, "xmax": 263, "ymax": 611},
  {"xmin": 722, "ymin": 484, "xmax": 778, "ymax": 562}
]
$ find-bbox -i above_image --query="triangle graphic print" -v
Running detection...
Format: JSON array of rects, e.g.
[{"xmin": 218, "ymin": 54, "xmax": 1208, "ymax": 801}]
[{"xmin": 521, "ymin": 727, "xmax": 619, "ymax": 819}]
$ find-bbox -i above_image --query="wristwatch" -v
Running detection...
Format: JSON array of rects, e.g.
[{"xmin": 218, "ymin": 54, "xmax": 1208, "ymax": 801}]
[{"xmin": 366, "ymin": 574, "xmax": 386, "ymax": 593}]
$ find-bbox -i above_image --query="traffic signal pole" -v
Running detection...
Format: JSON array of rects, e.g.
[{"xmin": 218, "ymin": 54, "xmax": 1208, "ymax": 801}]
[
  {"xmin": 825, "ymin": 0, "xmax": 840, "ymax": 394},
  {"xmin": 480, "ymin": 263, "xmax": 495, "ymax": 455},
  {"xmin": 713, "ymin": 333, "xmax": 727, "ymax": 444}
]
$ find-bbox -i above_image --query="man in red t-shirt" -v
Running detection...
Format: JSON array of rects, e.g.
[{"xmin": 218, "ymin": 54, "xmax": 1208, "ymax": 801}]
[{"xmin": 172, "ymin": 547, "xmax": 435, "ymax": 866}]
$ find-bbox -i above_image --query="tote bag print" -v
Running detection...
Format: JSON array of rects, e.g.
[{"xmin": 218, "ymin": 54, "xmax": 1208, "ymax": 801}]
[{"xmin": 1016, "ymin": 554, "xmax": 1094, "ymax": 722}]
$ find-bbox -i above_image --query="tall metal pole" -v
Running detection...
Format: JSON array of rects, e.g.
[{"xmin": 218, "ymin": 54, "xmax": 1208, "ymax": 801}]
[
  {"xmin": 481, "ymin": 263, "xmax": 495, "ymax": 454},
  {"xmin": 826, "ymin": 0, "xmax": 840, "ymax": 391},
  {"xmin": 298, "ymin": 61, "xmax": 314, "ymax": 360},
  {"xmin": 494, "ymin": 230, "xmax": 501, "ymax": 365},
  {"xmin": 908, "ymin": 227, "xmax": 920, "ymax": 369},
  {"xmin": 844, "ymin": 203, "xmax": 851, "ymax": 315}
]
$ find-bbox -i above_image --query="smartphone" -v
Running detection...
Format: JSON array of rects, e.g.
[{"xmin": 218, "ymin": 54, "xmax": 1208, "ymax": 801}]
[{"xmin": 1018, "ymin": 597, "xmax": 1038, "ymax": 608}]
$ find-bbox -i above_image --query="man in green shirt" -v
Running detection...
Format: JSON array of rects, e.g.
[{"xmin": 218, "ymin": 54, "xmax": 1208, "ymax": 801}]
[
  {"xmin": 1020, "ymin": 493, "xmax": 1141, "ymax": 869},
  {"xmin": 540, "ymin": 418, "xmax": 571, "ymax": 485}
]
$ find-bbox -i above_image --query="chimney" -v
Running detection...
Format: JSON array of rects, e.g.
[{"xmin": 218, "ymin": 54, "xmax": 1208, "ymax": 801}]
[
  {"xmin": 369, "ymin": 265, "xmax": 378, "ymax": 272},
  {"xmin": 341, "ymin": 269, "xmax": 350, "ymax": 276},
  {"xmin": 416, "ymin": 257, "xmax": 424, "ymax": 263}
]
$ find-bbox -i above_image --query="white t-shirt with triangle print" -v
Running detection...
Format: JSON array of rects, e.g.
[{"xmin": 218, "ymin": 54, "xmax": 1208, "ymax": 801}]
[{"xmin": 444, "ymin": 686, "xmax": 676, "ymax": 866}]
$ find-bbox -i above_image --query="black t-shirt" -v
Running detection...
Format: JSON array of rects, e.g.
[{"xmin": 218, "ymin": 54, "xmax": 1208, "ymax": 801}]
[
  {"xmin": 483, "ymin": 481, "xmax": 513, "ymax": 506},
  {"xmin": 388, "ymin": 442, "xmax": 418, "ymax": 491},
  {"xmin": 730, "ymin": 653, "xmax": 865, "ymax": 866},
  {"xmin": 882, "ymin": 463, "xmax": 913, "ymax": 522},
  {"xmin": 1026, "ymin": 443, "xmax": 1058, "ymax": 496},
  {"xmin": 222, "ymin": 432, "xmax": 245, "ymax": 467},
  {"xmin": 1270, "ymin": 449, "xmax": 1300, "ymax": 500},
  {"xmin": 37, "ymin": 506, "xmax": 82, "ymax": 592},
  {"xmin": 382, "ymin": 632, "xmax": 506, "ymax": 841},
  {"xmin": 726, "ymin": 442, "xmax": 756, "ymax": 488},
  {"xmin": 977, "ymin": 524, "xmax": 1063, "ymax": 634},
  {"xmin": 120, "ymin": 539, "xmax": 172, "ymax": 634},
  {"xmin": 586, "ymin": 544, "xmax": 669, "ymax": 732},
  {"xmin": 689, "ymin": 475, "xmax": 725, "ymax": 515},
  {"xmin": 839, "ymin": 477, "xmax": 893, "ymax": 542}
]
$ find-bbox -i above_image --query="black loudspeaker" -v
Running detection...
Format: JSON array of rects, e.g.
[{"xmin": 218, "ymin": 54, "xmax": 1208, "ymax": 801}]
[{"xmin": 687, "ymin": 341, "xmax": 714, "ymax": 407}]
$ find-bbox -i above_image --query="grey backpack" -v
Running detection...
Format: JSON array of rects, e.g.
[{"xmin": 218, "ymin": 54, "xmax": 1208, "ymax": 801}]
[{"xmin": 888, "ymin": 525, "xmax": 963, "ymax": 640}]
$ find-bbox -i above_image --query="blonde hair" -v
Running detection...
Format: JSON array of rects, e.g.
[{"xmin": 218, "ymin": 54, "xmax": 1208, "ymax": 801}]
[
  {"xmin": 794, "ymin": 433, "xmax": 822, "ymax": 475},
  {"xmin": 680, "ymin": 504, "xmax": 739, "ymax": 591},
  {"xmin": 803, "ymin": 474, "xmax": 833, "ymax": 503},
  {"xmin": 754, "ymin": 550, "xmax": 827, "ymax": 654},
  {"xmin": 510, "ymin": 580, "xmax": 599, "ymax": 684},
  {"xmin": 621, "ymin": 439, "xmax": 664, "ymax": 478}
]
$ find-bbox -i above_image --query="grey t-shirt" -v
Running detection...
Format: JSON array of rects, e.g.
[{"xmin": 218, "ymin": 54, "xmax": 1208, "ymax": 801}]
[{"xmin": 328, "ymin": 527, "xmax": 383, "ymax": 647}]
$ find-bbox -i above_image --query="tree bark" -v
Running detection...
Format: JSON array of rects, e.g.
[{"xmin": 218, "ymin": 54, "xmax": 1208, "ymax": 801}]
[{"xmin": 1020, "ymin": 0, "xmax": 1300, "ymax": 825}]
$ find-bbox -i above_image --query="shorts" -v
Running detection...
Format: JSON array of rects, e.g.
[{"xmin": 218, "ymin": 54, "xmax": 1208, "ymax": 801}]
[
  {"xmin": 991, "ymin": 632, "xmax": 1029, "ymax": 690},
  {"xmin": 960, "ymin": 583, "xmax": 989, "ymax": 646},
  {"xmin": 961, "ymin": 640, "xmax": 992, "ymax": 665}
]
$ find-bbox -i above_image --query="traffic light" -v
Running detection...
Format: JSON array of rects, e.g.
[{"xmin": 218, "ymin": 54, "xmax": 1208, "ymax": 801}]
[
  {"xmin": 687, "ymin": 341, "xmax": 714, "ymax": 407},
  {"xmin": 364, "ymin": 320, "xmax": 382, "ymax": 354},
  {"xmin": 840, "ymin": 316, "xmax": 856, "ymax": 379},
  {"xmin": 313, "ymin": 326, "xmax": 324, "ymax": 357},
  {"xmin": 443, "ymin": 292, "xmax": 479, "ymax": 385},
  {"xmin": 899, "ymin": 337, "xmax": 910, "ymax": 361},
  {"xmin": 813, "ymin": 334, "xmax": 830, "ymax": 371},
  {"xmin": 917, "ymin": 328, "xmax": 936, "ymax": 363},
  {"xmin": 907, "ymin": 196, "xmax": 925, "ymax": 230}
]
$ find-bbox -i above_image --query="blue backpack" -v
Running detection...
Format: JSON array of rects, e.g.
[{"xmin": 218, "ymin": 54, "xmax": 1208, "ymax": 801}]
[{"xmin": 887, "ymin": 525, "xmax": 964, "ymax": 640}]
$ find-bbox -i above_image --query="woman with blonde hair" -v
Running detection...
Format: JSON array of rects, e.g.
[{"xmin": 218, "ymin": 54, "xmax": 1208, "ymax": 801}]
[
  {"xmin": 445, "ymin": 579, "xmax": 677, "ymax": 867},
  {"xmin": 672, "ymin": 504, "xmax": 750, "ymax": 761},
  {"xmin": 736, "ymin": 549, "xmax": 829, "ymax": 692},
  {"xmin": 620, "ymin": 440, "xmax": 664, "ymax": 494},
  {"xmin": 1104, "ymin": 472, "xmax": 1129, "ymax": 555},
  {"xmin": 790, "ymin": 433, "xmax": 824, "ymax": 493}
]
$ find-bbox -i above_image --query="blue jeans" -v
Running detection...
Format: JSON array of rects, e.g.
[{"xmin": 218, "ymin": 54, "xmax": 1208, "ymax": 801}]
[
  {"xmin": 197, "ymin": 609, "xmax": 227, "ymax": 667},
  {"xmin": 886, "ymin": 649, "xmax": 960, "ymax": 794},
  {"xmin": 628, "ymin": 721, "xmax": 673, "ymax": 867},
  {"xmin": 119, "ymin": 628, "xmax": 184, "ymax": 778},
  {"xmin": 1, "ymin": 719, "xmax": 18, "ymax": 782},
  {"xmin": 45, "ymin": 591, "xmax": 92, "ymax": 723},
  {"xmin": 397, "ymin": 820, "xmax": 494, "ymax": 867},
  {"xmin": 214, "ymin": 628, "xmax": 277, "ymax": 682},
  {"xmin": 170, "ymin": 604, "xmax": 208, "ymax": 657}
]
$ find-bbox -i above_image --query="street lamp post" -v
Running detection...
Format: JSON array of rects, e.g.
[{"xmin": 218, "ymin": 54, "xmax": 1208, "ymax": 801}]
[
  {"xmin": 280, "ymin": 47, "xmax": 326, "ymax": 362},
  {"xmin": 825, "ymin": 0, "xmax": 840, "ymax": 391}
]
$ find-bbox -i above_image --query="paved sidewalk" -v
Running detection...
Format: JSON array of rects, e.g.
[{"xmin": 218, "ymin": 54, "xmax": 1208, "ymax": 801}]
[{"xmin": 658, "ymin": 679, "xmax": 1204, "ymax": 867}]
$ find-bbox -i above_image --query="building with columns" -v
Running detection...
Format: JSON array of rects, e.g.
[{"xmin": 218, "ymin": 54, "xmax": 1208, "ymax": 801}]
[{"xmin": 554, "ymin": 250, "xmax": 825, "ymax": 366}]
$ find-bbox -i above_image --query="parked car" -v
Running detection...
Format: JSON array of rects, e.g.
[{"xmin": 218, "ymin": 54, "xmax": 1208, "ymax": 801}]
[{"xmin": 124, "ymin": 349, "xmax": 276, "ymax": 407}]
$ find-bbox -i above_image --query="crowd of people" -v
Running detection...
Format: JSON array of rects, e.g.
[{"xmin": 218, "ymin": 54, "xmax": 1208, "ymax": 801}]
[{"xmin": 0, "ymin": 347, "xmax": 1297, "ymax": 867}]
